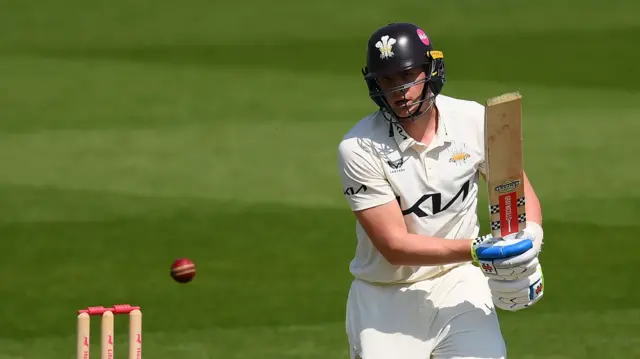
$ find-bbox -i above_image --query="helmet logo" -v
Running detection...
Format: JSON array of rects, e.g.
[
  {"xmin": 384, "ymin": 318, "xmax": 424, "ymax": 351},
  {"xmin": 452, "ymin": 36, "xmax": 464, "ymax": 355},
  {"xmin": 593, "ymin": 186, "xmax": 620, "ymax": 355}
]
[
  {"xmin": 375, "ymin": 35, "xmax": 396, "ymax": 59},
  {"xmin": 417, "ymin": 29, "xmax": 430, "ymax": 46}
]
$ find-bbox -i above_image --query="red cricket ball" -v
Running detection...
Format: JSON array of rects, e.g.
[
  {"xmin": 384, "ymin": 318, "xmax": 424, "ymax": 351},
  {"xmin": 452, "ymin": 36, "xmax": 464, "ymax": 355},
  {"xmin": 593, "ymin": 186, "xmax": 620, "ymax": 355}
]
[{"xmin": 170, "ymin": 258, "xmax": 196, "ymax": 283}]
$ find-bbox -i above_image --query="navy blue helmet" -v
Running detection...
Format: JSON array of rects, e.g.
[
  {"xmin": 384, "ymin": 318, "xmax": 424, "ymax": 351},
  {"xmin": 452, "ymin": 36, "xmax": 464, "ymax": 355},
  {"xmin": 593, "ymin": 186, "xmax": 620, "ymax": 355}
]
[{"xmin": 362, "ymin": 22, "xmax": 445, "ymax": 121}]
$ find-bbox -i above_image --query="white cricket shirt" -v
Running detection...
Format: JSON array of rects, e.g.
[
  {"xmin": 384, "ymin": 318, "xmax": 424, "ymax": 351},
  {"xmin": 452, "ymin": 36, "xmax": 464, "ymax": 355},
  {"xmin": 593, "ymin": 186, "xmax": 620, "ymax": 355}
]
[{"xmin": 337, "ymin": 95, "xmax": 487, "ymax": 284}]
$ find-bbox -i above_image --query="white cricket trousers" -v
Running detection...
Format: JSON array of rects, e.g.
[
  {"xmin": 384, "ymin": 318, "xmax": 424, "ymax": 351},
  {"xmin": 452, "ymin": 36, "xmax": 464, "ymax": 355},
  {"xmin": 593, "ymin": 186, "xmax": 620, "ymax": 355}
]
[{"xmin": 346, "ymin": 263, "xmax": 507, "ymax": 359}]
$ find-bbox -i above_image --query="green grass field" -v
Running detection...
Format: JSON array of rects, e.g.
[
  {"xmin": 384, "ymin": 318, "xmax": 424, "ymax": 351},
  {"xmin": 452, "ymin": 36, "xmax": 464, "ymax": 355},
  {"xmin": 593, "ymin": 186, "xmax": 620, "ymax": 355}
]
[{"xmin": 1, "ymin": 0, "xmax": 639, "ymax": 358}]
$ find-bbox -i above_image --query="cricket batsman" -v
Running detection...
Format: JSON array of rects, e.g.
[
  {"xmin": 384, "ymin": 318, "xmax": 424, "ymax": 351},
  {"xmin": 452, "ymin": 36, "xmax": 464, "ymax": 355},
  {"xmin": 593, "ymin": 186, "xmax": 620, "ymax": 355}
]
[{"xmin": 337, "ymin": 22, "xmax": 545, "ymax": 359}]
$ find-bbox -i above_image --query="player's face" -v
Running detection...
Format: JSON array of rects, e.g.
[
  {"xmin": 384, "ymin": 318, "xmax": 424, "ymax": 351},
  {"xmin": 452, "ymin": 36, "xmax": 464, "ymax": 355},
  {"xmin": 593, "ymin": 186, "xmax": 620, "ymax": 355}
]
[{"xmin": 377, "ymin": 68, "xmax": 427, "ymax": 117}]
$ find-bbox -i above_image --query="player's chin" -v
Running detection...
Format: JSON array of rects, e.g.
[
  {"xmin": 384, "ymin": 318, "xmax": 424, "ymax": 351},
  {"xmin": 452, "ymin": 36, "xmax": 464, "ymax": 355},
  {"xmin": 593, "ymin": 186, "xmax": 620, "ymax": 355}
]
[{"xmin": 391, "ymin": 103, "xmax": 421, "ymax": 118}]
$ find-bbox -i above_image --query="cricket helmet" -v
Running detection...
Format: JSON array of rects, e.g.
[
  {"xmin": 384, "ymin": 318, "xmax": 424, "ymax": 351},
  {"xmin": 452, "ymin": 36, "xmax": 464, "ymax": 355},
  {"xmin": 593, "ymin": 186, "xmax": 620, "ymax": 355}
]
[{"xmin": 362, "ymin": 22, "xmax": 445, "ymax": 121}]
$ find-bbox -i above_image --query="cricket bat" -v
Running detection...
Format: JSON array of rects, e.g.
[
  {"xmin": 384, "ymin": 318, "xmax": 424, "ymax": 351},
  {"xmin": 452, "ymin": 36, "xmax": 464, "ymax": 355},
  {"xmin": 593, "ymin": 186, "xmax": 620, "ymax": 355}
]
[{"xmin": 484, "ymin": 92, "xmax": 526, "ymax": 238}]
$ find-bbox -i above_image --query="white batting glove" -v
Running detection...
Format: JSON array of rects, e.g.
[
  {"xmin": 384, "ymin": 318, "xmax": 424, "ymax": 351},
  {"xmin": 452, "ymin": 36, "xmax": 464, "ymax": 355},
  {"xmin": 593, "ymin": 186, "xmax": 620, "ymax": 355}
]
[
  {"xmin": 471, "ymin": 234, "xmax": 538, "ymax": 281},
  {"xmin": 471, "ymin": 221, "xmax": 544, "ymax": 281},
  {"xmin": 489, "ymin": 263, "xmax": 544, "ymax": 311},
  {"xmin": 522, "ymin": 221, "xmax": 544, "ymax": 253}
]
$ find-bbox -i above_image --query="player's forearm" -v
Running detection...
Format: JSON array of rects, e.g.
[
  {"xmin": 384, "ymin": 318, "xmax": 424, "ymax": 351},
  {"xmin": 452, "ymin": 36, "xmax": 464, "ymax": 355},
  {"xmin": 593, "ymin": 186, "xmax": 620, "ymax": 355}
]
[
  {"xmin": 523, "ymin": 172, "xmax": 542, "ymax": 225},
  {"xmin": 382, "ymin": 234, "xmax": 473, "ymax": 266}
]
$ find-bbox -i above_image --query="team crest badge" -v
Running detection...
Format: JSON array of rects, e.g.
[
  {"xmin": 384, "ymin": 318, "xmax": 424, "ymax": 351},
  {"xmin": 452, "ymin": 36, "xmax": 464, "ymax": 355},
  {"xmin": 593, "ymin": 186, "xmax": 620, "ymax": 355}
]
[
  {"xmin": 449, "ymin": 151, "xmax": 470, "ymax": 164},
  {"xmin": 376, "ymin": 35, "xmax": 396, "ymax": 59},
  {"xmin": 447, "ymin": 142, "xmax": 471, "ymax": 165}
]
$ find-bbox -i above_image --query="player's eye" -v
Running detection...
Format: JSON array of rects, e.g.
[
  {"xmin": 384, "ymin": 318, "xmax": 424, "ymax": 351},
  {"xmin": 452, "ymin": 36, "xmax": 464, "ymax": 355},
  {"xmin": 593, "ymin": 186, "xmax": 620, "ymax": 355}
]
[
  {"xmin": 404, "ymin": 70, "xmax": 420, "ymax": 80},
  {"xmin": 378, "ymin": 77, "xmax": 393, "ymax": 86}
]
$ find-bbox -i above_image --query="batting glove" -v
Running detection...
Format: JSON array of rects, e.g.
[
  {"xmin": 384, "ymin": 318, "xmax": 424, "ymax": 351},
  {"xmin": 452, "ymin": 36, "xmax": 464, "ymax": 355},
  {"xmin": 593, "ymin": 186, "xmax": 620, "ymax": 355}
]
[
  {"xmin": 523, "ymin": 221, "xmax": 544, "ymax": 253},
  {"xmin": 489, "ymin": 263, "xmax": 544, "ymax": 311},
  {"xmin": 471, "ymin": 232, "xmax": 539, "ymax": 281}
]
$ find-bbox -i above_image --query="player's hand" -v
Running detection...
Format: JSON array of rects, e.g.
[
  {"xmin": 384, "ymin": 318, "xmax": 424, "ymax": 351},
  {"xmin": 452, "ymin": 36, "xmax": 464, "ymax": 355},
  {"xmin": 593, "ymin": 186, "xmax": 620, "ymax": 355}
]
[
  {"xmin": 471, "ymin": 233, "xmax": 539, "ymax": 280},
  {"xmin": 489, "ymin": 263, "xmax": 544, "ymax": 311}
]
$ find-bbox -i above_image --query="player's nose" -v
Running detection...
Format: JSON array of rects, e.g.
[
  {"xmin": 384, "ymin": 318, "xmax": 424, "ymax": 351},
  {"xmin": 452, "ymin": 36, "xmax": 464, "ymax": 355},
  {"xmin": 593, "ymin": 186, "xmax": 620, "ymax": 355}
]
[{"xmin": 388, "ymin": 89, "xmax": 408, "ymax": 101}]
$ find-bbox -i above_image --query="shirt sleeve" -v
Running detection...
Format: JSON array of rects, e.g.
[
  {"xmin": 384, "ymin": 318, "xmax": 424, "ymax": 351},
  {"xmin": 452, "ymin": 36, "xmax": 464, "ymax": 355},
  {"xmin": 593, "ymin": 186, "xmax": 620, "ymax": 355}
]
[
  {"xmin": 472, "ymin": 101, "xmax": 488, "ymax": 176},
  {"xmin": 478, "ymin": 154, "xmax": 487, "ymax": 176},
  {"xmin": 337, "ymin": 138, "xmax": 397, "ymax": 211}
]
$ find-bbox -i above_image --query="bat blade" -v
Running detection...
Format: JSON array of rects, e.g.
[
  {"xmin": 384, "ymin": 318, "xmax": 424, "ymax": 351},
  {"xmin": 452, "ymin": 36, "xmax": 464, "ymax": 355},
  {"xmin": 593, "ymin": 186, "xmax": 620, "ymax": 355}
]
[{"xmin": 484, "ymin": 92, "xmax": 526, "ymax": 238}]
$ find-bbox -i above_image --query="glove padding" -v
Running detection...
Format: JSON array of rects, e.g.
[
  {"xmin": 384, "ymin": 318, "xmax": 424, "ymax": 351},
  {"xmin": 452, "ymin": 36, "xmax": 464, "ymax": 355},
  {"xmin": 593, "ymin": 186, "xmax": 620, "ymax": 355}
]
[
  {"xmin": 523, "ymin": 221, "xmax": 544, "ymax": 253},
  {"xmin": 471, "ymin": 222, "xmax": 544, "ymax": 280},
  {"xmin": 471, "ymin": 234, "xmax": 538, "ymax": 280},
  {"xmin": 489, "ymin": 263, "xmax": 544, "ymax": 311}
]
